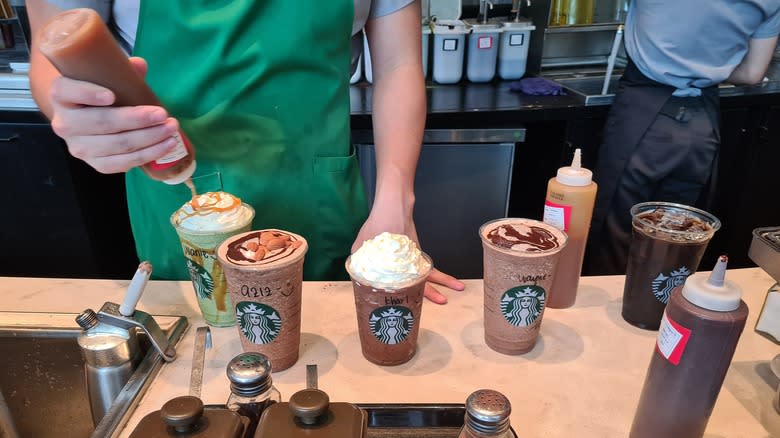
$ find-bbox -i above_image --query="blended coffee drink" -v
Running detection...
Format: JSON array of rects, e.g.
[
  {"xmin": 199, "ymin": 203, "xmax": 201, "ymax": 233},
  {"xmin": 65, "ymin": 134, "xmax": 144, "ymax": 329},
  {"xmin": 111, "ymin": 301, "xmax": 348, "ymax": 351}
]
[
  {"xmin": 217, "ymin": 229, "xmax": 307, "ymax": 372},
  {"xmin": 479, "ymin": 218, "xmax": 567, "ymax": 355},
  {"xmin": 346, "ymin": 232, "xmax": 432, "ymax": 366},
  {"xmin": 171, "ymin": 192, "xmax": 254, "ymax": 327},
  {"xmin": 622, "ymin": 202, "xmax": 720, "ymax": 330}
]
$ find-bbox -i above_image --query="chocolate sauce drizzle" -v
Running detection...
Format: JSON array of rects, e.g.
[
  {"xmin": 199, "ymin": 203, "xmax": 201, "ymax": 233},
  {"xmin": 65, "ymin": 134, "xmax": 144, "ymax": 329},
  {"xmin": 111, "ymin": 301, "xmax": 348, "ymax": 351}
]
[{"xmin": 487, "ymin": 224, "xmax": 560, "ymax": 252}]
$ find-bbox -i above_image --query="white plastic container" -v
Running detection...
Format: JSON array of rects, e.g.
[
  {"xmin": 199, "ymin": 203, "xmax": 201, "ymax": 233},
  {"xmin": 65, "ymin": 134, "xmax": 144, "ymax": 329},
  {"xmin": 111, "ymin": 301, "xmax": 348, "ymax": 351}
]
[
  {"xmin": 422, "ymin": 25, "xmax": 431, "ymax": 79},
  {"xmin": 432, "ymin": 20, "xmax": 467, "ymax": 84},
  {"xmin": 465, "ymin": 20, "xmax": 501, "ymax": 83},
  {"xmin": 350, "ymin": 52, "xmax": 363, "ymax": 84},
  {"xmin": 363, "ymin": 30, "xmax": 373, "ymax": 84},
  {"xmin": 497, "ymin": 21, "xmax": 536, "ymax": 80}
]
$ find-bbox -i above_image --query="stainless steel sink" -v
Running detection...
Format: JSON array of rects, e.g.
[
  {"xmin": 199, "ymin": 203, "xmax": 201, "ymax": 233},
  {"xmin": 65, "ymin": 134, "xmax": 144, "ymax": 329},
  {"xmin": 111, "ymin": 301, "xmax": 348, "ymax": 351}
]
[
  {"xmin": 0, "ymin": 312, "xmax": 188, "ymax": 438},
  {"xmin": 553, "ymin": 75, "xmax": 621, "ymax": 106}
]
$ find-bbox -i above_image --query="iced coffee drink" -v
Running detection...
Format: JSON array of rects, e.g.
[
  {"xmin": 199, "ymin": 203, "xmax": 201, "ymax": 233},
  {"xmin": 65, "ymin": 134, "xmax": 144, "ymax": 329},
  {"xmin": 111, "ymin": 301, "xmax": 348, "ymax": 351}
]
[
  {"xmin": 217, "ymin": 229, "xmax": 308, "ymax": 372},
  {"xmin": 171, "ymin": 192, "xmax": 254, "ymax": 327},
  {"xmin": 479, "ymin": 218, "xmax": 567, "ymax": 354},
  {"xmin": 622, "ymin": 202, "xmax": 720, "ymax": 330},
  {"xmin": 346, "ymin": 232, "xmax": 432, "ymax": 366}
]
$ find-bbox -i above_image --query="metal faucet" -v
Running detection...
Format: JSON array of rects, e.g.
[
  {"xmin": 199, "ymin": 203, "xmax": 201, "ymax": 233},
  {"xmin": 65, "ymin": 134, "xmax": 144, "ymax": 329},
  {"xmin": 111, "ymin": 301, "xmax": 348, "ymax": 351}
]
[
  {"xmin": 479, "ymin": 0, "xmax": 494, "ymax": 24},
  {"xmin": 511, "ymin": 0, "xmax": 531, "ymax": 22}
]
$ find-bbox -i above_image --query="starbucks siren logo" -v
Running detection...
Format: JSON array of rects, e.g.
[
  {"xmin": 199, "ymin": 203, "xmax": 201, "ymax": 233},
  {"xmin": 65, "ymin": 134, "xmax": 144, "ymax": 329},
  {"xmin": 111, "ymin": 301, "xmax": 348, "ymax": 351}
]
[
  {"xmin": 235, "ymin": 302, "xmax": 281, "ymax": 344},
  {"xmin": 186, "ymin": 259, "xmax": 214, "ymax": 300},
  {"xmin": 500, "ymin": 285, "xmax": 545, "ymax": 327},
  {"xmin": 652, "ymin": 267, "xmax": 691, "ymax": 304},
  {"xmin": 369, "ymin": 306, "xmax": 414, "ymax": 344}
]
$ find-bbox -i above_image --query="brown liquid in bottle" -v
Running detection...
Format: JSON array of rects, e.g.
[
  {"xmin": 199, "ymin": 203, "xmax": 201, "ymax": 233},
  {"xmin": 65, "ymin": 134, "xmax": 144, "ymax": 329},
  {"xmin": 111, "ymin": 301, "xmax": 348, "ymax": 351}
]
[
  {"xmin": 630, "ymin": 256, "xmax": 747, "ymax": 438},
  {"xmin": 36, "ymin": 8, "xmax": 196, "ymax": 184}
]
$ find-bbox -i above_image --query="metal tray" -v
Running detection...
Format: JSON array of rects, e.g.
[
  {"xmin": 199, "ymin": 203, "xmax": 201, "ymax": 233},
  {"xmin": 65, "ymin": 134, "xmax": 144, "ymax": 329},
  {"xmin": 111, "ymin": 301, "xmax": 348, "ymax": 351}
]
[
  {"xmin": 748, "ymin": 226, "xmax": 780, "ymax": 283},
  {"xmin": 357, "ymin": 404, "xmax": 518, "ymax": 438}
]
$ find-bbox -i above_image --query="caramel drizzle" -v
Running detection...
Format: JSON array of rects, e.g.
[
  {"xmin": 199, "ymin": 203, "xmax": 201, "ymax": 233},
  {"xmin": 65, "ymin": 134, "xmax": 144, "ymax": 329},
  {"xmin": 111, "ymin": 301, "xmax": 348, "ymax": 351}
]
[
  {"xmin": 176, "ymin": 191, "xmax": 242, "ymax": 222},
  {"xmin": 226, "ymin": 231, "xmax": 303, "ymax": 265}
]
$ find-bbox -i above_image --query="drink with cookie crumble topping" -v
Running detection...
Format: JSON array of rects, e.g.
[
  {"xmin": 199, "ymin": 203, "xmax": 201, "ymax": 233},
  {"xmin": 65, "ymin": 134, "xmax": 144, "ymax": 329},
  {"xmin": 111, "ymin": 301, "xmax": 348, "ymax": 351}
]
[
  {"xmin": 171, "ymin": 192, "xmax": 255, "ymax": 326},
  {"xmin": 479, "ymin": 218, "xmax": 567, "ymax": 354},
  {"xmin": 217, "ymin": 229, "xmax": 308, "ymax": 371}
]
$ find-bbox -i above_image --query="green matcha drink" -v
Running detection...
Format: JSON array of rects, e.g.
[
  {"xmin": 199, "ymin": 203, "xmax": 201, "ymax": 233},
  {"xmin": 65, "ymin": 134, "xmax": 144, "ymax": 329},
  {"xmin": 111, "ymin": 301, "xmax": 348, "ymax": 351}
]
[{"xmin": 171, "ymin": 191, "xmax": 254, "ymax": 326}]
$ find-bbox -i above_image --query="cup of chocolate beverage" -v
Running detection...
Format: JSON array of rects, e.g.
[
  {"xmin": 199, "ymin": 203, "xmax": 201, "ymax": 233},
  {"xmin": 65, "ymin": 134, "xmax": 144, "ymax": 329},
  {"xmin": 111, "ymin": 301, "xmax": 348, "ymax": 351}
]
[
  {"xmin": 622, "ymin": 202, "xmax": 720, "ymax": 330},
  {"xmin": 345, "ymin": 232, "xmax": 433, "ymax": 366},
  {"xmin": 479, "ymin": 218, "xmax": 568, "ymax": 355},
  {"xmin": 171, "ymin": 192, "xmax": 255, "ymax": 327},
  {"xmin": 216, "ymin": 229, "xmax": 308, "ymax": 372}
]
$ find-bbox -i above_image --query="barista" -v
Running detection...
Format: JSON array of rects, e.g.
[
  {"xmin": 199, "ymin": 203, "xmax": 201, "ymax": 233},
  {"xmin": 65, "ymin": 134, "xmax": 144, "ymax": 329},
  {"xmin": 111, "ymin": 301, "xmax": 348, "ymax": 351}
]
[
  {"xmin": 587, "ymin": 0, "xmax": 780, "ymax": 274},
  {"xmin": 26, "ymin": 0, "xmax": 465, "ymax": 303}
]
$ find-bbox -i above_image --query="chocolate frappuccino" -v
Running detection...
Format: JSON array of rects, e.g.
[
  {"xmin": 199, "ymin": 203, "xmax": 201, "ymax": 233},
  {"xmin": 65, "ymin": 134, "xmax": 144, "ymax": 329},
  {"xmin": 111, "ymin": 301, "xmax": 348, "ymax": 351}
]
[
  {"xmin": 217, "ymin": 229, "xmax": 307, "ymax": 372},
  {"xmin": 346, "ymin": 232, "xmax": 432, "ymax": 366},
  {"xmin": 479, "ymin": 218, "xmax": 567, "ymax": 354},
  {"xmin": 171, "ymin": 192, "xmax": 254, "ymax": 327}
]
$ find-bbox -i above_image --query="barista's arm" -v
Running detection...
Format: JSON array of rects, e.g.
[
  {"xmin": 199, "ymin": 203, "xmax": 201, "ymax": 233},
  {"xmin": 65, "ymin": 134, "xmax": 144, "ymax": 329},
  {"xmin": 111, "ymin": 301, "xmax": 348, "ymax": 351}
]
[
  {"xmin": 25, "ymin": 0, "xmax": 178, "ymax": 174},
  {"xmin": 727, "ymin": 36, "xmax": 778, "ymax": 85},
  {"xmin": 355, "ymin": 1, "xmax": 464, "ymax": 304}
]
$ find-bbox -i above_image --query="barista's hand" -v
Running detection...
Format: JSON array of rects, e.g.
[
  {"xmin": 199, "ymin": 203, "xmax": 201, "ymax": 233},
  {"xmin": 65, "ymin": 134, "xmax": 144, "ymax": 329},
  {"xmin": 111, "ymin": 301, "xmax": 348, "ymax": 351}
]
[
  {"xmin": 48, "ymin": 57, "xmax": 180, "ymax": 174},
  {"xmin": 352, "ymin": 204, "xmax": 465, "ymax": 305}
]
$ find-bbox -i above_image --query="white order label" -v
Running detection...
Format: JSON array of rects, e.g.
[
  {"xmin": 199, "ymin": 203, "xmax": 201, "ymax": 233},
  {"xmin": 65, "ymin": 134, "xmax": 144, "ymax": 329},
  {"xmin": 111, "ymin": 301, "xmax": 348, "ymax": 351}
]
[
  {"xmin": 543, "ymin": 204, "xmax": 566, "ymax": 231},
  {"xmin": 478, "ymin": 36, "xmax": 493, "ymax": 49},
  {"xmin": 443, "ymin": 39, "xmax": 458, "ymax": 51},
  {"xmin": 656, "ymin": 313, "xmax": 683, "ymax": 360},
  {"xmin": 155, "ymin": 132, "xmax": 189, "ymax": 165}
]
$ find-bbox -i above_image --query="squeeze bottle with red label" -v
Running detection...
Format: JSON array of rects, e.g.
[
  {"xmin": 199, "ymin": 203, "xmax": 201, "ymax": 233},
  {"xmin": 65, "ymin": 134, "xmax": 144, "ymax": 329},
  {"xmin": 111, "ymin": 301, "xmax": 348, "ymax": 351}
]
[
  {"xmin": 630, "ymin": 256, "xmax": 748, "ymax": 438},
  {"xmin": 543, "ymin": 148, "xmax": 597, "ymax": 308},
  {"xmin": 36, "ymin": 8, "xmax": 196, "ymax": 184}
]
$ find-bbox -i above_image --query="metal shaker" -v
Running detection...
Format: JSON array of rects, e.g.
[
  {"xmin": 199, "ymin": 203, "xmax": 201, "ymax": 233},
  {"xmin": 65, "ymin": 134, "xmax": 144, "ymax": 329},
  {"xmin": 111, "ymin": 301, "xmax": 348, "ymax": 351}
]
[{"xmin": 76, "ymin": 308, "xmax": 141, "ymax": 426}]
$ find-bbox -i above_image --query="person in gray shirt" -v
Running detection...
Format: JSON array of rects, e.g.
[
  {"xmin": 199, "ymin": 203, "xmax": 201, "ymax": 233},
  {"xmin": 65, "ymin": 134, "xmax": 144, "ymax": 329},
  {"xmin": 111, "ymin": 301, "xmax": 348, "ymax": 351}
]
[{"xmin": 587, "ymin": 0, "xmax": 780, "ymax": 275}]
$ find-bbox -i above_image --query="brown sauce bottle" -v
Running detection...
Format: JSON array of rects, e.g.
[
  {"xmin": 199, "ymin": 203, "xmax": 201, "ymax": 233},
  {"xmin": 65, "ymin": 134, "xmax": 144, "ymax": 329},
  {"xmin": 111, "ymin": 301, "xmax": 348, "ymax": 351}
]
[
  {"xmin": 36, "ymin": 8, "xmax": 196, "ymax": 184},
  {"xmin": 630, "ymin": 256, "xmax": 748, "ymax": 438}
]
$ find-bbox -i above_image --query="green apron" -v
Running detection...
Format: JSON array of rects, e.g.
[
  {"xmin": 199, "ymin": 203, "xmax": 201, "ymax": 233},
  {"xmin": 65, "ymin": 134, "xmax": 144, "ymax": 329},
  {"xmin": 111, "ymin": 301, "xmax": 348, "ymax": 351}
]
[{"xmin": 127, "ymin": 0, "xmax": 367, "ymax": 281}]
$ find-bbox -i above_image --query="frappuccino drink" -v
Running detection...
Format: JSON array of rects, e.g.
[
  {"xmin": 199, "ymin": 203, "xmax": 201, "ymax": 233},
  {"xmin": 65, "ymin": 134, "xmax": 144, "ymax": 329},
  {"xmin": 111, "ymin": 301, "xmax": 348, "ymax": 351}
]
[
  {"xmin": 346, "ymin": 232, "xmax": 432, "ymax": 366},
  {"xmin": 479, "ymin": 218, "xmax": 567, "ymax": 354},
  {"xmin": 171, "ymin": 192, "xmax": 254, "ymax": 326},
  {"xmin": 217, "ymin": 229, "xmax": 307, "ymax": 372}
]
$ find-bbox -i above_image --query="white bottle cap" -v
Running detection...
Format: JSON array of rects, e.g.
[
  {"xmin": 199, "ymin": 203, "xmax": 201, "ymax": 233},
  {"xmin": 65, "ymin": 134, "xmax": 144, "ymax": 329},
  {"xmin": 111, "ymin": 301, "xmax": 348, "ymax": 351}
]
[
  {"xmin": 556, "ymin": 149, "xmax": 593, "ymax": 187},
  {"xmin": 681, "ymin": 255, "xmax": 742, "ymax": 312}
]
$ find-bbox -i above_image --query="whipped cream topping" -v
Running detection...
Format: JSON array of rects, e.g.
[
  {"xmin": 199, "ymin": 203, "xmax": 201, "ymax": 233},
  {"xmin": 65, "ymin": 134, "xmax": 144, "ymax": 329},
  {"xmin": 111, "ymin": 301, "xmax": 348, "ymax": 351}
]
[
  {"xmin": 348, "ymin": 232, "xmax": 431, "ymax": 288},
  {"xmin": 172, "ymin": 191, "xmax": 254, "ymax": 232}
]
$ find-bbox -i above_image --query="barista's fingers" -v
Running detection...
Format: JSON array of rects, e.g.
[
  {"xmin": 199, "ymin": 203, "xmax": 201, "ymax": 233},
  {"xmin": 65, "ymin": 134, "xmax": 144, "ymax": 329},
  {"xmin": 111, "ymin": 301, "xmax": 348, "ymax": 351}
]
[
  {"xmin": 424, "ymin": 283, "xmax": 448, "ymax": 305},
  {"xmin": 427, "ymin": 268, "xmax": 465, "ymax": 292},
  {"xmin": 86, "ymin": 137, "xmax": 179, "ymax": 174},
  {"xmin": 128, "ymin": 56, "xmax": 148, "ymax": 78},
  {"xmin": 49, "ymin": 75, "xmax": 115, "ymax": 108},
  {"xmin": 67, "ymin": 118, "xmax": 179, "ymax": 161},
  {"xmin": 51, "ymin": 105, "xmax": 171, "ymax": 139}
]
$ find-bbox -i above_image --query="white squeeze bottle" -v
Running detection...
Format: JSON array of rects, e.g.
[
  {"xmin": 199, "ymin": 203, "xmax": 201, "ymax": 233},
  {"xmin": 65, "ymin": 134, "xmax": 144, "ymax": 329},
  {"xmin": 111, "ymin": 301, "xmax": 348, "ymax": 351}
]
[{"xmin": 543, "ymin": 148, "xmax": 597, "ymax": 308}]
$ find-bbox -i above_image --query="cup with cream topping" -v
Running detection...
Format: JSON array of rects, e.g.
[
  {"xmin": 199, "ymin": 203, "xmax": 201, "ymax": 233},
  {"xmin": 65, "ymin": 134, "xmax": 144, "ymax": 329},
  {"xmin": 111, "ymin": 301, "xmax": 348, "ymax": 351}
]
[
  {"xmin": 217, "ymin": 229, "xmax": 308, "ymax": 371},
  {"xmin": 479, "ymin": 218, "xmax": 568, "ymax": 354},
  {"xmin": 171, "ymin": 191, "xmax": 255, "ymax": 327},
  {"xmin": 345, "ymin": 232, "xmax": 433, "ymax": 366}
]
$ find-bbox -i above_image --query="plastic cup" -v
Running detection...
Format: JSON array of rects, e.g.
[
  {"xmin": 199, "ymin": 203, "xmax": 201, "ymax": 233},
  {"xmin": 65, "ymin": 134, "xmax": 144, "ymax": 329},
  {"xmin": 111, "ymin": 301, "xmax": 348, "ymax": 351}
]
[
  {"xmin": 479, "ymin": 218, "xmax": 568, "ymax": 354},
  {"xmin": 345, "ymin": 253, "xmax": 432, "ymax": 366},
  {"xmin": 622, "ymin": 202, "xmax": 720, "ymax": 330},
  {"xmin": 171, "ymin": 204, "xmax": 254, "ymax": 327},
  {"xmin": 217, "ymin": 229, "xmax": 308, "ymax": 372}
]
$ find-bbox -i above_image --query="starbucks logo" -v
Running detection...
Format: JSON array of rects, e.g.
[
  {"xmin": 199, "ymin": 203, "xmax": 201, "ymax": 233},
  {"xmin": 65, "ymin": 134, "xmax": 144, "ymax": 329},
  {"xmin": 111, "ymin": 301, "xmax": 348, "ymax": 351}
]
[
  {"xmin": 186, "ymin": 259, "xmax": 214, "ymax": 300},
  {"xmin": 501, "ymin": 285, "xmax": 546, "ymax": 327},
  {"xmin": 652, "ymin": 267, "xmax": 691, "ymax": 304},
  {"xmin": 235, "ymin": 302, "xmax": 281, "ymax": 344},
  {"xmin": 369, "ymin": 306, "xmax": 414, "ymax": 345}
]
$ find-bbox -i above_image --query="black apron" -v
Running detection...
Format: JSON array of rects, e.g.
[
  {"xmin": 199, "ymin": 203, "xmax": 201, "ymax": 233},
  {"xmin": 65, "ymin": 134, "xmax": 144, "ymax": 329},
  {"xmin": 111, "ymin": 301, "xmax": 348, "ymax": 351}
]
[{"xmin": 586, "ymin": 59, "xmax": 720, "ymax": 275}]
